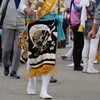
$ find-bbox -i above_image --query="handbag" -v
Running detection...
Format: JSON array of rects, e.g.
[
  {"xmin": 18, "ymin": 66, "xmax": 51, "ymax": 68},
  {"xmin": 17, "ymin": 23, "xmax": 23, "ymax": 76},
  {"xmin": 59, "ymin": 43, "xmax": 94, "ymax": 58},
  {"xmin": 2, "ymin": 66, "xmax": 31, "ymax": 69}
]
[
  {"xmin": 17, "ymin": 0, "xmax": 56, "ymax": 50},
  {"xmin": 0, "ymin": 0, "xmax": 10, "ymax": 25}
]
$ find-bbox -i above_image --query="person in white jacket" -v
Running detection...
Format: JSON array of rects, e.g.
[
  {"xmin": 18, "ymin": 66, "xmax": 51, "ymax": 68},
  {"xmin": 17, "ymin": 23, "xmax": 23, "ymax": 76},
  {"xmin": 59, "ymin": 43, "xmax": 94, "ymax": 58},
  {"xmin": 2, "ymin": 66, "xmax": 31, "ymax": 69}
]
[{"xmin": 80, "ymin": 0, "xmax": 100, "ymax": 74}]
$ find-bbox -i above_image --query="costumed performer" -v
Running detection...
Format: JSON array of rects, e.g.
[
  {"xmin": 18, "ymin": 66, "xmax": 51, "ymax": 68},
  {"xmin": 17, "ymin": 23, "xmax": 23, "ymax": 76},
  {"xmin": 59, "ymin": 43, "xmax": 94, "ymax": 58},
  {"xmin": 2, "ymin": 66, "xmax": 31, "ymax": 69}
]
[{"xmin": 19, "ymin": 0, "xmax": 65, "ymax": 99}]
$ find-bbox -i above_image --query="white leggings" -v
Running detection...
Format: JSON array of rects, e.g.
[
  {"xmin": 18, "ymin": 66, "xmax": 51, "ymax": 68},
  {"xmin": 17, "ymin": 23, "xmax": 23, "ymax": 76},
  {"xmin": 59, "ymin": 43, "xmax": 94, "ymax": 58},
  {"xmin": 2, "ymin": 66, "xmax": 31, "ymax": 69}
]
[{"xmin": 82, "ymin": 38, "xmax": 99, "ymax": 69}]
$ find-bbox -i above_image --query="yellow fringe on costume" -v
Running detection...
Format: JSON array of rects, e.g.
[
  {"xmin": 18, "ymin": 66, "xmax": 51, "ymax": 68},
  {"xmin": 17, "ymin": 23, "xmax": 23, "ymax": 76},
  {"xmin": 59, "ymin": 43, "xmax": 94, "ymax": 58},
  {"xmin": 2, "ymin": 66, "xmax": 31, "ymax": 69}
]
[
  {"xmin": 95, "ymin": 54, "xmax": 100, "ymax": 64},
  {"xmin": 26, "ymin": 65, "xmax": 57, "ymax": 78}
]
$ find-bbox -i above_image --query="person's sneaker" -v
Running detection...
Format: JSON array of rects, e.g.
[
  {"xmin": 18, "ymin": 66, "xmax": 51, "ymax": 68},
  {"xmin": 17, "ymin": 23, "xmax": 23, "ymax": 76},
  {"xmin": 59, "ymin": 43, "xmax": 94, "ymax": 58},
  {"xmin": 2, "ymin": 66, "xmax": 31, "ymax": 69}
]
[
  {"xmin": 50, "ymin": 77, "xmax": 57, "ymax": 83},
  {"xmin": 10, "ymin": 71, "xmax": 20, "ymax": 79},
  {"xmin": 67, "ymin": 63, "xmax": 74, "ymax": 67},
  {"xmin": 74, "ymin": 66, "xmax": 83, "ymax": 71},
  {"xmin": 4, "ymin": 65, "xmax": 9, "ymax": 76}
]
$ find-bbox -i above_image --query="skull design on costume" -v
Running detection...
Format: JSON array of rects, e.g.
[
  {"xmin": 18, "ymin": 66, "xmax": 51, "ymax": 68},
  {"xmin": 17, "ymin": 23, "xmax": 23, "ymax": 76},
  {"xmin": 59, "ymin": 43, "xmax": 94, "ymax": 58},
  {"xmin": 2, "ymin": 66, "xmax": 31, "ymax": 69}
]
[{"xmin": 29, "ymin": 24, "xmax": 54, "ymax": 56}]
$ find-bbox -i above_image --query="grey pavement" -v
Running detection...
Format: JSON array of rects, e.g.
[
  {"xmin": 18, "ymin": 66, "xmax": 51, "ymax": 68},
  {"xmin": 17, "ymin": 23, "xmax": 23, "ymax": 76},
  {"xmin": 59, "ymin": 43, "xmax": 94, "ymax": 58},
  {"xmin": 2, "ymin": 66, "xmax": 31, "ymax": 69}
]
[{"xmin": 0, "ymin": 47, "xmax": 100, "ymax": 100}]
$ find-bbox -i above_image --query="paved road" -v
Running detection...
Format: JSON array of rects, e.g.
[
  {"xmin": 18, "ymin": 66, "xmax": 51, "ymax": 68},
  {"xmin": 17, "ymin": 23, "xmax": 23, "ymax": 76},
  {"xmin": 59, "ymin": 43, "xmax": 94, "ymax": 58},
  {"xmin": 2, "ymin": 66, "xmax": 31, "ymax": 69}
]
[{"xmin": 0, "ymin": 47, "xmax": 100, "ymax": 100}]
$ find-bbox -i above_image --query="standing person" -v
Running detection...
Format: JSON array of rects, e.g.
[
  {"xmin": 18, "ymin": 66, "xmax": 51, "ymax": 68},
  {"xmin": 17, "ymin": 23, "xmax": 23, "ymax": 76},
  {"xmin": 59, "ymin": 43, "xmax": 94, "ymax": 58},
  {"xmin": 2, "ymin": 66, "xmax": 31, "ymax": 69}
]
[
  {"xmin": 70, "ymin": 0, "xmax": 84, "ymax": 71},
  {"xmin": 88, "ymin": 3, "xmax": 100, "ymax": 39},
  {"xmin": 0, "ymin": 0, "xmax": 25, "ymax": 79},
  {"xmin": 81, "ymin": 0, "xmax": 100, "ymax": 74},
  {"xmin": 19, "ymin": 0, "xmax": 65, "ymax": 99}
]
